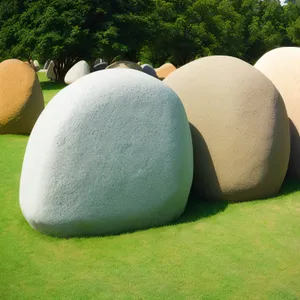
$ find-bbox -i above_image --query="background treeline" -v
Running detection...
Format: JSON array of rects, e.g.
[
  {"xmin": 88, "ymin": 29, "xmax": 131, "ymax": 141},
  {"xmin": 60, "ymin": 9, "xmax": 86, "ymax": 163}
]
[{"xmin": 1, "ymin": 0, "xmax": 300, "ymax": 80}]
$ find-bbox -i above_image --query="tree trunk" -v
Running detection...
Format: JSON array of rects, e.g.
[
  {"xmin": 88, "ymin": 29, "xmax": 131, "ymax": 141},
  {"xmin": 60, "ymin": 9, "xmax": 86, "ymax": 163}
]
[{"xmin": 53, "ymin": 58, "xmax": 78, "ymax": 82}]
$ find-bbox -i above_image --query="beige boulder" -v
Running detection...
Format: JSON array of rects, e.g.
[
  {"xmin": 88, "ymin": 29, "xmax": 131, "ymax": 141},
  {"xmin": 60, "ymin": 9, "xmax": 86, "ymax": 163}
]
[
  {"xmin": 155, "ymin": 63, "xmax": 176, "ymax": 79},
  {"xmin": 106, "ymin": 61, "xmax": 142, "ymax": 71},
  {"xmin": 0, "ymin": 59, "xmax": 44, "ymax": 134},
  {"xmin": 255, "ymin": 47, "xmax": 300, "ymax": 179},
  {"xmin": 164, "ymin": 56, "xmax": 290, "ymax": 202}
]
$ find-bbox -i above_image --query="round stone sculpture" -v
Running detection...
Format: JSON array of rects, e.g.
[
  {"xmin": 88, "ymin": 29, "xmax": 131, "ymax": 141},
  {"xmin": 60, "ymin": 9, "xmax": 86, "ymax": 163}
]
[
  {"xmin": 64, "ymin": 60, "xmax": 90, "ymax": 84},
  {"xmin": 155, "ymin": 63, "xmax": 176, "ymax": 79},
  {"xmin": 255, "ymin": 47, "xmax": 300, "ymax": 179},
  {"xmin": 20, "ymin": 69, "xmax": 193, "ymax": 237},
  {"xmin": 46, "ymin": 61, "xmax": 56, "ymax": 80},
  {"xmin": 93, "ymin": 62, "xmax": 108, "ymax": 71},
  {"xmin": 106, "ymin": 61, "xmax": 142, "ymax": 71},
  {"xmin": 0, "ymin": 59, "xmax": 44, "ymax": 134},
  {"xmin": 141, "ymin": 64, "xmax": 157, "ymax": 77},
  {"xmin": 164, "ymin": 55, "xmax": 290, "ymax": 202}
]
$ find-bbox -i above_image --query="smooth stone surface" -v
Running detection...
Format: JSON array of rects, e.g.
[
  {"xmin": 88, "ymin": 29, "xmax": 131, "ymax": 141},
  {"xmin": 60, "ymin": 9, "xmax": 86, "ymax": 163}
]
[
  {"xmin": 93, "ymin": 62, "xmax": 108, "ymax": 71},
  {"xmin": 255, "ymin": 47, "xmax": 300, "ymax": 180},
  {"xmin": 141, "ymin": 64, "xmax": 157, "ymax": 77},
  {"xmin": 155, "ymin": 63, "xmax": 176, "ymax": 79},
  {"xmin": 64, "ymin": 60, "xmax": 90, "ymax": 84},
  {"xmin": 46, "ymin": 61, "xmax": 56, "ymax": 80},
  {"xmin": 20, "ymin": 69, "xmax": 193, "ymax": 237},
  {"xmin": 164, "ymin": 55, "xmax": 290, "ymax": 202},
  {"xmin": 0, "ymin": 59, "xmax": 44, "ymax": 134},
  {"xmin": 106, "ymin": 61, "xmax": 142, "ymax": 71}
]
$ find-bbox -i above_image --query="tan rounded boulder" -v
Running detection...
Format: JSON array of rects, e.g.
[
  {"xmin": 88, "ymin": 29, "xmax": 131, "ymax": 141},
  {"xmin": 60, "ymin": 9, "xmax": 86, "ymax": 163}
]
[
  {"xmin": 0, "ymin": 59, "xmax": 44, "ymax": 134},
  {"xmin": 255, "ymin": 47, "xmax": 300, "ymax": 179},
  {"xmin": 155, "ymin": 63, "xmax": 176, "ymax": 79},
  {"xmin": 106, "ymin": 61, "xmax": 142, "ymax": 71},
  {"xmin": 164, "ymin": 56, "xmax": 290, "ymax": 202}
]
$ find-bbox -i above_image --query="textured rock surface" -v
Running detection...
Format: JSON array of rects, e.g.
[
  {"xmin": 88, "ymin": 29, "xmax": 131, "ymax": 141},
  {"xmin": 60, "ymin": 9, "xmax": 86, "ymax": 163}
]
[
  {"xmin": 0, "ymin": 59, "xmax": 44, "ymax": 134},
  {"xmin": 64, "ymin": 60, "xmax": 90, "ymax": 84},
  {"xmin": 156, "ymin": 63, "xmax": 176, "ymax": 79},
  {"xmin": 46, "ymin": 61, "xmax": 55, "ymax": 80},
  {"xmin": 255, "ymin": 47, "xmax": 300, "ymax": 179},
  {"xmin": 141, "ymin": 64, "xmax": 157, "ymax": 77},
  {"xmin": 93, "ymin": 62, "xmax": 108, "ymax": 71},
  {"xmin": 20, "ymin": 69, "xmax": 193, "ymax": 237},
  {"xmin": 164, "ymin": 55, "xmax": 290, "ymax": 202},
  {"xmin": 106, "ymin": 61, "xmax": 142, "ymax": 71}
]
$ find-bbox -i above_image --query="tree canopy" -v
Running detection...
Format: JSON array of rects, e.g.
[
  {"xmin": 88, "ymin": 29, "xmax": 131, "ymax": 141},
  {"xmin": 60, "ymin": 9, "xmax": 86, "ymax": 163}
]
[{"xmin": 1, "ymin": 0, "xmax": 300, "ymax": 81}]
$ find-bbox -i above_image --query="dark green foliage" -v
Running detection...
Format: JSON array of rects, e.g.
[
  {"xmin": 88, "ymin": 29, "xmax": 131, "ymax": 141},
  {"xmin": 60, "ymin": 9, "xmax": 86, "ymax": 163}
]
[{"xmin": 1, "ymin": 0, "xmax": 300, "ymax": 80}]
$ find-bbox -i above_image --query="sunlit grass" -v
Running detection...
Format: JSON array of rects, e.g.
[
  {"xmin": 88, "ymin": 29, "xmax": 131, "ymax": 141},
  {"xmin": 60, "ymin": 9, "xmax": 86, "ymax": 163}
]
[
  {"xmin": 1, "ymin": 75, "xmax": 300, "ymax": 299},
  {"xmin": 37, "ymin": 71, "xmax": 66, "ymax": 105}
]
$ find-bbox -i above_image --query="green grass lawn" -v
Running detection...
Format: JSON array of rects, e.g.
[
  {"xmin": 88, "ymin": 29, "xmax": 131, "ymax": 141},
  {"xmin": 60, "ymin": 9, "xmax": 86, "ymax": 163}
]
[
  {"xmin": 1, "ymin": 75, "xmax": 300, "ymax": 299},
  {"xmin": 37, "ymin": 71, "xmax": 66, "ymax": 105}
]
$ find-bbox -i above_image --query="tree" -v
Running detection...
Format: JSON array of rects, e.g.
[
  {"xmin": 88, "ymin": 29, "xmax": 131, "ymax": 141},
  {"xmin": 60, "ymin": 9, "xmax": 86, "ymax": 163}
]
[
  {"xmin": 244, "ymin": 0, "xmax": 285, "ymax": 63},
  {"xmin": 0, "ymin": 0, "xmax": 106, "ymax": 81},
  {"xmin": 1, "ymin": 0, "xmax": 300, "ymax": 75}
]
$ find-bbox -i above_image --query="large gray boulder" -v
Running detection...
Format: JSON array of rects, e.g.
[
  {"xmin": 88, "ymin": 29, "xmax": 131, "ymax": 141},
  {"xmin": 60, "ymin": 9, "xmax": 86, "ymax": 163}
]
[
  {"xmin": 164, "ymin": 56, "xmax": 290, "ymax": 202},
  {"xmin": 46, "ymin": 61, "xmax": 55, "ymax": 80},
  {"xmin": 64, "ymin": 60, "xmax": 90, "ymax": 84},
  {"xmin": 20, "ymin": 69, "xmax": 193, "ymax": 237},
  {"xmin": 141, "ymin": 64, "xmax": 157, "ymax": 77}
]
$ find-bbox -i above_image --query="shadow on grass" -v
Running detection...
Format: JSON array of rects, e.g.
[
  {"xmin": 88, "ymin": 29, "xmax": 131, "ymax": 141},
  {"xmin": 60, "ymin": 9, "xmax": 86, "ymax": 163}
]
[
  {"xmin": 175, "ymin": 191, "xmax": 228, "ymax": 225},
  {"xmin": 172, "ymin": 123, "xmax": 228, "ymax": 225},
  {"xmin": 175, "ymin": 178, "xmax": 300, "ymax": 225},
  {"xmin": 26, "ymin": 179, "xmax": 300, "ymax": 239},
  {"xmin": 278, "ymin": 178, "xmax": 300, "ymax": 196},
  {"xmin": 40, "ymin": 80, "xmax": 66, "ymax": 91}
]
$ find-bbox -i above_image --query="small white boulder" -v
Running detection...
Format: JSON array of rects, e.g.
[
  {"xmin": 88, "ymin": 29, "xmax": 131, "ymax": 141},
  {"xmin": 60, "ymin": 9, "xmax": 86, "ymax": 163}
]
[
  {"xmin": 33, "ymin": 60, "xmax": 40, "ymax": 71},
  {"xmin": 64, "ymin": 60, "xmax": 90, "ymax": 84},
  {"xmin": 46, "ymin": 61, "xmax": 56, "ymax": 80}
]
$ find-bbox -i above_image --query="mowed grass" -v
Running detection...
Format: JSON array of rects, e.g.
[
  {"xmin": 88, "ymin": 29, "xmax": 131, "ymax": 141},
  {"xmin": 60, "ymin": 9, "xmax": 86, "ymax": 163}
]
[
  {"xmin": 1, "ymin": 75, "xmax": 300, "ymax": 299},
  {"xmin": 37, "ymin": 71, "xmax": 66, "ymax": 104}
]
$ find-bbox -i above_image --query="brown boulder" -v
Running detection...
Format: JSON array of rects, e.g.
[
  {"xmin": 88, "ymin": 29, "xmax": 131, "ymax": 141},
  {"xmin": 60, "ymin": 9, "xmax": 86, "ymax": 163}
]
[
  {"xmin": 164, "ymin": 56, "xmax": 290, "ymax": 202},
  {"xmin": 0, "ymin": 59, "xmax": 44, "ymax": 134},
  {"xmin": 106, "ymin": 61, "xmax": 142, "ymax": 71},
  {"xmin": 255, "ymin": 47, "xmax": 300, "ymax": 180},
  {"xmin": 155, "ymin": 63, "xmax": 176, "ymax": 79}
]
